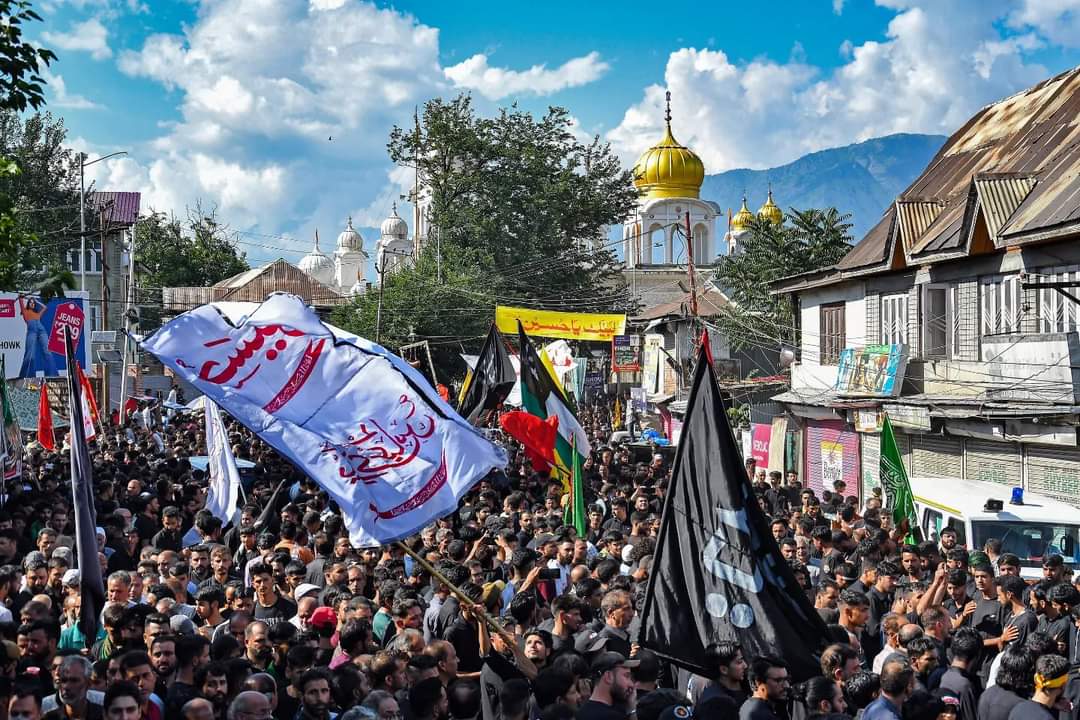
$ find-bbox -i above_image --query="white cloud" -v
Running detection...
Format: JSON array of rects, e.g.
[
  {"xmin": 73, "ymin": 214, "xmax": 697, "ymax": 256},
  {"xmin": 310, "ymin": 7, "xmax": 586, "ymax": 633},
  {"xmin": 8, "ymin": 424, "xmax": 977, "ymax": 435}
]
[
  {"xmin": 111, "ymin": 0, "xmax": 450, "ymax": 258},
  {"xmin": 833, "ymin": 0, "xmax": 846, "ymax": 14},
  {"xmin": 41, "ymin": 69, "xmax": 101, "ymax": 109},
  {"xmin": 1008, "ymin": 0, "xmax": 1080, "ymax": 47},
  {"xmin": 42, "ymin": 17, "xmax": 112, "ymax": 60},
  {"xmin": 608, "ymin": 1, "xmax": 1049, "ymax": 173},
  {"xmin": 445, "ymin": 51, "xmax": 610, "ymax": 100}
]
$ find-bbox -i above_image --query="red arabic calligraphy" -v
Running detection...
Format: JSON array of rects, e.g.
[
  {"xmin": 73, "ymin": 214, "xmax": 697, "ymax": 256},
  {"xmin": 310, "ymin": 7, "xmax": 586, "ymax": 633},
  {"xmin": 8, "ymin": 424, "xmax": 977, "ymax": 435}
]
[
  {"xmin": 320, "ymin": 394, "xmax": 436, "ymax": 484},
  {"xmin": 197, "ymin": 325, "xmax": 305, "ymax": 386},
  {"xmin": 263, "ymin": 338, "xmax": 325, "ymax": 413},
  {"xmin": 369, "ymin": 454, "xmax": 447, "ymax": 520}
]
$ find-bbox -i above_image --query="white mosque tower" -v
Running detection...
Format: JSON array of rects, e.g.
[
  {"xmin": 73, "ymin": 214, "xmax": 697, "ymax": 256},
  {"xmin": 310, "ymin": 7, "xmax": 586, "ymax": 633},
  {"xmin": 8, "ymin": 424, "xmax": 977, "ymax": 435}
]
[
  {"xmin": 333, "ymin": 217, "xmax": 367, "ymax": 291},
  {"xmin": 298, "ymin": 230, "xmax": 336, "ymax": 287},
  {"xmin": 377, "ymin": 203, "xmax": 413, "ymax": 280}
]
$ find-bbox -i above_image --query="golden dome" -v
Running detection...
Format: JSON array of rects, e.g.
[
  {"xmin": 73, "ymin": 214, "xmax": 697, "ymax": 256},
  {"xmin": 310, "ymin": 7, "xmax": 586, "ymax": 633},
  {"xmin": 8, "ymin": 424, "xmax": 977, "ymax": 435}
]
[
  {"xmin": 732, "ymin": 197, "xmax": 754, "ymax": 232},
  {"xmin": 758, "ymin": 188, "xmax": 783, "ymax": 225},
  {"xmin": 632, "ymin": 92, "xmax": 705, "ymax": 200}
]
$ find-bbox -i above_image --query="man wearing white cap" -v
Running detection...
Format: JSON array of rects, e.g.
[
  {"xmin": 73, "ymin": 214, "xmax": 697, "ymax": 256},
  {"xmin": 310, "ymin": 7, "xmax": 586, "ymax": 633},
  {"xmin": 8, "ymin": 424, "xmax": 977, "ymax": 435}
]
[{"xmin": 290, "ymin": 585, "xmax": 320, "ymax": 631}]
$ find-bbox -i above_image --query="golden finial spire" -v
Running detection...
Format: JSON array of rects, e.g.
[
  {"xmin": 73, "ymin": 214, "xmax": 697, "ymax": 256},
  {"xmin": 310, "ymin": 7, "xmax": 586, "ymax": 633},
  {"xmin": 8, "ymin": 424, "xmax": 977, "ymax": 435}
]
[{"xmin": 664, "ymin": 90, "xmax": 672, "ymax": 129}]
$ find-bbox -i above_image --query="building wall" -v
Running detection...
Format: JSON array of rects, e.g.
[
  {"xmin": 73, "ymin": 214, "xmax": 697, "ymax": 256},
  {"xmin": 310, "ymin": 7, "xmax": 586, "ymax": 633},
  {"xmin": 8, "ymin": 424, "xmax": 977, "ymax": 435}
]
[{"xmin": 794, "ymin": 281, "xmax": 866, "ymax": 392}]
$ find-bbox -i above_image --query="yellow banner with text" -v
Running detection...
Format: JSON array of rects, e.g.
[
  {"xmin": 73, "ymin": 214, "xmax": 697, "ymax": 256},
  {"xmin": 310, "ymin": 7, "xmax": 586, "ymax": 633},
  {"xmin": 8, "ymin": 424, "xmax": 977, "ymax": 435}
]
[{"xmin": 495, "ymin": 305, "xmax": 626, "ymax": 342}]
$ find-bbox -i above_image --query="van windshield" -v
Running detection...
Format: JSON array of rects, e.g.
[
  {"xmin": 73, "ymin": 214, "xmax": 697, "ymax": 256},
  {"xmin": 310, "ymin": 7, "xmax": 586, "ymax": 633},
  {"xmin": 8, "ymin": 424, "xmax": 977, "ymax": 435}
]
[{"xmin": 971, "ymin": 521, "xmax": 1080, "ymax": 566}]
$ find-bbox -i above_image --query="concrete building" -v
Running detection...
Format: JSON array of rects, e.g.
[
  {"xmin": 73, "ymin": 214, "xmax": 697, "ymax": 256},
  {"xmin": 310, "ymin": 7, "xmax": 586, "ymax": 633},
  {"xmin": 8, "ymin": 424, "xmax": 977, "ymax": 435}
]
[{"xmin": 772, "ymin": 65, "xmax": 1080, "ymax": 509}]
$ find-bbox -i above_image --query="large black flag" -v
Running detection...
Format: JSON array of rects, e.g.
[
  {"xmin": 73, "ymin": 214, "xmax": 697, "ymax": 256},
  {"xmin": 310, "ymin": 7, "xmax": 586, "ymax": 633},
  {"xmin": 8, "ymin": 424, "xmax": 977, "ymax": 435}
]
[
  {"xmin": 65, "ymin": 333, "xmax": 105, "ymax": 648},
  {"xmin": 641, "ymin": 337, "xmax": 828, "ymax": 680},
  {"xmin": 459, "ymin": 324, "xmax": 516, "ymax": 425}
]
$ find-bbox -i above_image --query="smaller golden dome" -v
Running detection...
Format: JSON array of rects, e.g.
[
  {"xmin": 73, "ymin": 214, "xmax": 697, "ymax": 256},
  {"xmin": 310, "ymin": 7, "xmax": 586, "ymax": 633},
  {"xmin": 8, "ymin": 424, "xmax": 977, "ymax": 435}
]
[
  {"xmin": 732, "ymin": 197, "xmax": 754, "ymax": 232},
  {"xmin": 758, "ymin": 188, "xmax": 783, "ymax": 225}
]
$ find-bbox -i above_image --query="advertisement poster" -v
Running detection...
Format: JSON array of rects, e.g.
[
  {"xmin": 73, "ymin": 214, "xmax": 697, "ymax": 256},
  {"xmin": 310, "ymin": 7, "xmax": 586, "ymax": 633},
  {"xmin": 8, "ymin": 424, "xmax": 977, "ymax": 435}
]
[
  {"xmin": 611, "ymin": 335, "xmax": 641, "ymax": 372},
  {"xmin": 821, "ymin": 440, "xmax": 844, "ymax": 487},
  {"xmin": 835, "ymin": 344, "xmax": 908, "ymax": 397},
  {"xmin": 0, "ymin": 292, "xmax": 90, "ymax": 379},
  {"xmin": 642, "ymin": 334, "xmax": 665, "ymax": 397},
  {"xmin": 750, "ymin": 422, "xmax": 771, "ymax": 470}
]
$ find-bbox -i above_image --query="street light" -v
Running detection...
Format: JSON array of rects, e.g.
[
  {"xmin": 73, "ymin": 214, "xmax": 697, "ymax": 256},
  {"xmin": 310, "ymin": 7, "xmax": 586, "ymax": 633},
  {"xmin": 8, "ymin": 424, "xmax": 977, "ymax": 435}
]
[{"xmin": 79, "ymin": 151, "xmax": 128, "ymax": 290}]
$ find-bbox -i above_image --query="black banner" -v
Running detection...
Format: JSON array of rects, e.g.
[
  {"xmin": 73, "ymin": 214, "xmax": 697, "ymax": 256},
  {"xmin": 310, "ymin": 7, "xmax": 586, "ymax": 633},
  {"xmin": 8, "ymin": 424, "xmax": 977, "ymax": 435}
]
[
  {"xmin": 459, "ymin": 324, "xmax": 517, "ymax": 425},
  {"xmin": 641, "ymin": 339, "xmax": 828, "ymax": 680}
]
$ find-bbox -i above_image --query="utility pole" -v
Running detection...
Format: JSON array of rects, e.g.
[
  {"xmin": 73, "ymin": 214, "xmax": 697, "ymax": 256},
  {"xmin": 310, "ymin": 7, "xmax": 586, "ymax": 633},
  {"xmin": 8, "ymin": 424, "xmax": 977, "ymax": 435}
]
[
  {"xmin": 119, "ymin": 220, "xmax": 139, "ymax": 424},
  {"xmin": 78, "ymin": 151, "xmax": 127, "ymax": 292},
  {"xmin": 686, "ymin": 211, "xmax": 698, "ymax": 317}
]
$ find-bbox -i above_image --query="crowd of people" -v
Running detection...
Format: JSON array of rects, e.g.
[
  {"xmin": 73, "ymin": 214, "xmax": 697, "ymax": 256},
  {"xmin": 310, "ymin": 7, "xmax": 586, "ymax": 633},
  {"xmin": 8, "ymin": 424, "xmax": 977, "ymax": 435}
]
[{"xmin": 0, "ymin": 393, "xmax": 1075, "ymax": 720}]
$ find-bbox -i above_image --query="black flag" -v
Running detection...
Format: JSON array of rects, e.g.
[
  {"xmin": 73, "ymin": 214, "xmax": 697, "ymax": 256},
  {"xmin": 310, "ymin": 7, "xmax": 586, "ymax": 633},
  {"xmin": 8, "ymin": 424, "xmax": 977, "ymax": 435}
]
[
  {"xmin": 458, "ymin": 324, "xmax": 516, "ymax": 425},
  {"xmin": 65, "ymin": 333, "xmax": 105, "ymax": 648},
  {"xmin": 641, "ymin": 338, "xmax": 828, "ymax": 680}
]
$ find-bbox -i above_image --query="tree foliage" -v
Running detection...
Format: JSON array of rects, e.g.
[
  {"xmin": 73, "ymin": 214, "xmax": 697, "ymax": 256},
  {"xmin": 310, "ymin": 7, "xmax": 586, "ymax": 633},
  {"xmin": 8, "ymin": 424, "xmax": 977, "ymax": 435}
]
[
  {"xmin": 335, "ymin": 95, "xmax": 640, "ymax": 375},
  {"xmin": 715, "ymin": 207, "xmax": 853, "ymax": 349},
  {"xmin": 135, "ymin": 208, "xmax": 249, "ymax": 329},
  {"xmin": 0, "ymin": 1, "xmax": 55, "ymax": 113}
]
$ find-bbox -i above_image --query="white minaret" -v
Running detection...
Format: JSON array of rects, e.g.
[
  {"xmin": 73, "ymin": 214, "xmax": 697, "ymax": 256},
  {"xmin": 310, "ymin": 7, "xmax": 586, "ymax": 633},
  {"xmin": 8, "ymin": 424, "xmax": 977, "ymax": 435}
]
[
  {"xmin": 378, "ymin": 203, "xmax": 412, "ymax": 280},
  {"xmin": 333, "ymin": 217, "xmax": 367, "ymax": 291}
]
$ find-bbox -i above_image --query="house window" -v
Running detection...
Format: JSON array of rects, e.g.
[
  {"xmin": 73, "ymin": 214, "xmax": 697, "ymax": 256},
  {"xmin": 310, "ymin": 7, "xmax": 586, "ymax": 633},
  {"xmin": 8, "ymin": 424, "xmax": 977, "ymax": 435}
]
[
  {"xmin": 67, "ymin": 246, "xmax": 101, "ymax": 274},
  {"xmin": 1030, "ymin": 264, "xmax": 1080, "ymax": 334},
  {"xmin": 88, "ymin": 305, "xmax": 101, "ymax": 332},
  {"xmin": 820, "ymin": 303, "xmax": 846, "ymax": 365},
  {"xmin": 880, "ymin": 293, "xmax": 908, "ymax": 346},
  {"xmin": 981, "ymin": 274, "xmax": 1021, "ymax": 336},
  {"xmin": 923, "ymin": 284, "xmax": 950, "ymax": 358}
]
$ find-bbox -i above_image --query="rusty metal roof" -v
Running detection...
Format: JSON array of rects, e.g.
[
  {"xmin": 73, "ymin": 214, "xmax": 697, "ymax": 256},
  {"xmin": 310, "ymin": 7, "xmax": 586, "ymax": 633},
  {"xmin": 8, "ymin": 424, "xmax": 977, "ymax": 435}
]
[
  {"xmin": 896, "ymin": 200, "xmax": 945, "ymax": 252},
  {"xmin": 974, "ymin": 173, "xmax": 1038, "ymax": 239},
  {"xmin": 634, "ymin": 287, "xmax": 730, "ymax": 321},
  {"xmin": 824, "ymin": 64, "xmax": 1080, "ymax": 275},
  {"xmin": 163, "ymin": 259, "xmax": 347, "ymax": 313},
  {"xmin": 89, "ymin": 192, "xmax": 141, "ymax": 226}
]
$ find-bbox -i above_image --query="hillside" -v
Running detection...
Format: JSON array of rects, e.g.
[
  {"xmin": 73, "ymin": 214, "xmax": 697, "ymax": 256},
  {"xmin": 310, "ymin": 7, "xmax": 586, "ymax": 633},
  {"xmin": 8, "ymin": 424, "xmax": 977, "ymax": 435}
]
[{"xmin": 701, "ymin": 133, "xmax": 946, "ymax": 242}]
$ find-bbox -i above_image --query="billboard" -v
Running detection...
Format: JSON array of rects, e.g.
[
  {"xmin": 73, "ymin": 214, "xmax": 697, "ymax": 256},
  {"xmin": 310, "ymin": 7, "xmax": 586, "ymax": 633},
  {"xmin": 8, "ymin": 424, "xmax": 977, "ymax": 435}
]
[
  {"xmin": 611, "ymin": 335, "xmax": 641, "ymax": 372},
  {"xmin": 835, "ymin": 344, "xmax": 907, "ymax": 397},
  {"xmin": 0, "ymin": 293, "xmax": 90, "ymax": 379}
]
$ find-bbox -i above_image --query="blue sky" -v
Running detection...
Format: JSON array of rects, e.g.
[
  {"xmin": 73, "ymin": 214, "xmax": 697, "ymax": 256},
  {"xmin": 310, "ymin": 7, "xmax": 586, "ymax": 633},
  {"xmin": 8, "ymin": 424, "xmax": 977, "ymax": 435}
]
[{"xmin": 35, "ymin": 0, "xmax": 1080, "ymax": 275}]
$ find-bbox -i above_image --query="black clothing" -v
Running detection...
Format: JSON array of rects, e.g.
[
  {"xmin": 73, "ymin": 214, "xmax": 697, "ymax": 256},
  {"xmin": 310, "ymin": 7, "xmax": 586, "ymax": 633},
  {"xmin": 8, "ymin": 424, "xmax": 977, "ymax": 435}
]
[
  {"xmin": 150, "ymin": 528, "xmax": 182, "ymax": 552},
  {"xmin": 576, "ymin": 700, "xmax": 625, "ymax": 720},
  {"xmin": 1007, "ymin": 700, "xmax": 1055, "ymax": 720},
  {"xmin": 739, "ymin": 698, "xmax": 785, "ymax": 720},
  {"xmin": 938, "ymin": 666, "xmax": 981, "ymax": 720},
  {"xmin": 253, "ymin": 594, "xmax": 296, "ymax": 628},
  {"xmin": 445, "ymin": 618, "xmax": 483, "ymax": 673},
  {"xmin": 978, "ymin": 686, "xmax": 1024, "ymax": 720}
]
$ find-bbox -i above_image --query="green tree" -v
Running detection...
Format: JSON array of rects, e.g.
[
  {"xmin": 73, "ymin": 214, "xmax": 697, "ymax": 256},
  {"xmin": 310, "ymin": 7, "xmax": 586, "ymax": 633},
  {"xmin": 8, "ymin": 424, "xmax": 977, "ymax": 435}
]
[
  {"xmin": 715, "ymin": 208, "xmax": 853, "ymax": 349},
  {"xmin": 0, "ymin": 2, "xmax": 60, "ymax": 291},
  {"xmin": 0, "ymin": 1, "xmax": 55, "ymax": 113},
  {"xmin": 135, "ymin": 207, "xmax": 249, "ymax": 329},
  {"xmin": 345, "ymin": 95, "xmax": 638, "ymax": 373}
]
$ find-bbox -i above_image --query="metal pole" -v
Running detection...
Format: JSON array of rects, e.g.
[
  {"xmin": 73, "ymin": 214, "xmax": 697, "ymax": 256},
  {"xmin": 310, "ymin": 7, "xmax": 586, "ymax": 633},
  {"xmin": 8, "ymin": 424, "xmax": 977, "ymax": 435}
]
[
  {"xmin": 375, "ymin": 256, "xmax": 385, "ymax": 344},
  {"xmin": 119, "ymin": 223, "xmax": 136, "ymax": 425},
  {"xmin": 79, "ymin": 156, "xmax": 86, "ymax": 292}
]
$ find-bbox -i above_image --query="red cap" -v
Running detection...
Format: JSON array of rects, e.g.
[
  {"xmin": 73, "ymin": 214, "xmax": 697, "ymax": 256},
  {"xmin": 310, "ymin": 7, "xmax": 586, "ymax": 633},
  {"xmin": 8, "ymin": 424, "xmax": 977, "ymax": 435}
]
[{"xmin": 309, "ymin": 606, "xmax": 337, "ymax": 629}]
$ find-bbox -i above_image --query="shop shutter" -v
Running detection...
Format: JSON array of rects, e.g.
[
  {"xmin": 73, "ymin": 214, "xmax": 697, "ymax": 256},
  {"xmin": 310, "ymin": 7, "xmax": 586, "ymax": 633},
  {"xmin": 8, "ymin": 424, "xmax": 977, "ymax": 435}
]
[
  {"xmin": 861, "ymin": 433, "xmax": 880, "ymax": 501},
  {"xmin": 965, "ymin": 440, "xmax": 1022, "ymax": 486},
  {"xmin": 1025, "ymin": 445, "xmax": 1080, "ymax": 507},
  {"xmin": 805, "ymin": 420, "xmax": 861, "ymax": 498},
  {"xmin": 894, "ymin": 431, "xmax": 912, "ymax": 474},
  {"xmin": 911, "ymin": 434, "xmax": 964, "ymax": 478}
]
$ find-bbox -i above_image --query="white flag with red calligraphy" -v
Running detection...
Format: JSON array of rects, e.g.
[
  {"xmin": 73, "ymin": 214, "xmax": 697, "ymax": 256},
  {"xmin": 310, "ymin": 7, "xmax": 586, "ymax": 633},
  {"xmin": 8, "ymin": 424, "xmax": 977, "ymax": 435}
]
[{"xmin": 141, "ymin": 293, "xmax": 508, "ymax": 547}]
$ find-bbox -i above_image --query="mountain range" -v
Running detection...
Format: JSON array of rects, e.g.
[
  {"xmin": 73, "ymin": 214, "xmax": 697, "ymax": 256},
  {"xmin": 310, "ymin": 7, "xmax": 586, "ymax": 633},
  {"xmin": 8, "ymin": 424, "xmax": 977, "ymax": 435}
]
[{"xmin": 701, "ymin": 133, "xmax": 947, "ymax": 242}]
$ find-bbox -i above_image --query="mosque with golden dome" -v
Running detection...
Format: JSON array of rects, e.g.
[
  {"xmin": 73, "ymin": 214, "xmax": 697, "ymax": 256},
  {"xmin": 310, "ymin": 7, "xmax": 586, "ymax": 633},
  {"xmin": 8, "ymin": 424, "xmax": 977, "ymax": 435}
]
[{"xmin": 622, "ymin": 93, "xmax": 784, "ymax": 305}]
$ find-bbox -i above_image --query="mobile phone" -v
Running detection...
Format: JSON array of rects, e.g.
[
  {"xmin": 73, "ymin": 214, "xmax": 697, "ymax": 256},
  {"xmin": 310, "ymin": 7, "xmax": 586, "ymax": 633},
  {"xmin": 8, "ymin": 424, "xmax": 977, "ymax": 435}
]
[{"xmin": 538, "ymin": 567, "xmax": 562, "ymax": 581}]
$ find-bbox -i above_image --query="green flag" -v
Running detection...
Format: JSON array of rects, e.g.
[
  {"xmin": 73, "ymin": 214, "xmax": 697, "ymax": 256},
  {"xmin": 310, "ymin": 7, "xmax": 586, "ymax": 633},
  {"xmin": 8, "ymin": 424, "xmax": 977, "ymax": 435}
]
[
  {"xmin": 564, "ymin": 436, "xmax": 587, "ymax": 537},
  {"xmin": 880, "ymin": 413, "xmax": 918, "ymax": 543},
  {"xmin": 517, "ymin": 321, "xmax": 590, "ymax": 489}
]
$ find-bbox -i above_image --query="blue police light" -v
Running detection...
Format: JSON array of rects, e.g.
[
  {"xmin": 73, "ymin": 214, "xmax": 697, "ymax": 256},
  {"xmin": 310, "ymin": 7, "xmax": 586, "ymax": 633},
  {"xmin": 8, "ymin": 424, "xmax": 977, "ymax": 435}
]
[{"xmin": 1010, "ymin": 487, "xmax": 1024, "ymax": 505}]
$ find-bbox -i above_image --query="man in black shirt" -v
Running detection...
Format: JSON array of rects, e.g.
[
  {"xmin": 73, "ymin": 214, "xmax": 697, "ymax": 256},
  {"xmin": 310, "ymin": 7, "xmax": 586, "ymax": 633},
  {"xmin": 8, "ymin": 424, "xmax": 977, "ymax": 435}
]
[
  {"xmin": 576, "ymin": 652, "xmax": 639, "ymax": 720},
  {"xmin": 938, "ymin": 627, "xmax": 982, "ymax": 720},
  {"xmin": 250, "ymin": 562, "xmax": 296, "ymax": 629},
  {"xmin": 739, "ymin": 655, "xmax": 790, "ymax": 720},
  {"xmin": 998, "ymin": 575, "xmax": 1038, "ymax": 652},
  {"xmin": 1008, "ymin": 654, "xmax": 1069, "ymax": 720}
]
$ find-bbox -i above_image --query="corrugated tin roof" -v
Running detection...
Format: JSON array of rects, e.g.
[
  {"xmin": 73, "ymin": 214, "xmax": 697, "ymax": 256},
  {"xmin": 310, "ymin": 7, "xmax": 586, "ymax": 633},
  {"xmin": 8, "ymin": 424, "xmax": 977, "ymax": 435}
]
[
  {"xmin": 836, "ymin": 209, "xmax": 895, "ymax": 271},
  {"xmin": 910, "ymin": 192, "xmax": 969, "ymax": 256},
  {"xmin": 896, "ymin": 200, "xmax": 944, "ymax": 252},
  {"xmin": 821, "ymin": 64, "xmax": 1080, "ymax": 276},
  {"xmin": 89, "ymin": 192, "xmax": 141, "ymax": 226},
  {"xmin": 973, "ymin": 173, "xmax": 1037, "ymax": 239},
  {"xmin": 164, "ymin": 259, "xmax": 348, "ymax": 312},
  {"xmin": 634, "ymin": 287, "xmax": 729, "ymax": 321}
]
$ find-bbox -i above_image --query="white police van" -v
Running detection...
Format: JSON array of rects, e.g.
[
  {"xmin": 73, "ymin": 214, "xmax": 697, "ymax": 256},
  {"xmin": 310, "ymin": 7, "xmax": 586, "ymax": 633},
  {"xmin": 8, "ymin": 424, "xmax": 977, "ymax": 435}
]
[{"xmin": 909, "ymin": 476, "xmax": 1080, "ymax": 580}]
